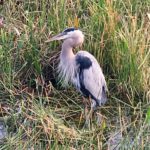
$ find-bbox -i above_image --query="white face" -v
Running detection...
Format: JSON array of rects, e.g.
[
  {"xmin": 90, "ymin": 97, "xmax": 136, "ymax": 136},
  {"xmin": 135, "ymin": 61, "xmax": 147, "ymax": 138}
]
[{"xmin": 66, "ymin": 30, "xmax": 84, "ymax": 47}]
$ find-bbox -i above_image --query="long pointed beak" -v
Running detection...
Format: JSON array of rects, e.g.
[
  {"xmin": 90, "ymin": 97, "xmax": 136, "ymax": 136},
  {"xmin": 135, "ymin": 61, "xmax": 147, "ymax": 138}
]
[{"xmin": 45, "ymin": 32, "xmax": 68, "ymax": 43}]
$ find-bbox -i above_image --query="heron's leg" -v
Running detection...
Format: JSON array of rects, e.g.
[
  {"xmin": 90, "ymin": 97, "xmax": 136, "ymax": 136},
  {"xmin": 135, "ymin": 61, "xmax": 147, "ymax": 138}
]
[
  {"xmin": 95, "ymin": 108, "xmax": 107, "ymax": 126},
  {"xmin": 83, "ymin": 97, "xmax": 94, "ymax": 128},
  {"xmin": 82, "ymin": 96, "xmax": 88, "ymax": 116},
  {"xmin": 91, "ymin": 102, "xmax": 103, "ymax": 126},
  {"xmin": 96, "ymin": 110, "xmax": 102, "ymax": 126},
  {"xmin": 82, "ymin": 96, "xmax": 87, "ymax": 107},
  {"xmin": 82, "ymin": 97, "xmax": 89, "ymax": 127}
]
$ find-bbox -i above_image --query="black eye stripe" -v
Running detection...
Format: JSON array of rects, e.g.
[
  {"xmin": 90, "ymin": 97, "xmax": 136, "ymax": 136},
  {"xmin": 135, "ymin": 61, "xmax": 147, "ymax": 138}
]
[{"xmin": 63, "ymin": 27, "xmax": 77, "ymax": 33}]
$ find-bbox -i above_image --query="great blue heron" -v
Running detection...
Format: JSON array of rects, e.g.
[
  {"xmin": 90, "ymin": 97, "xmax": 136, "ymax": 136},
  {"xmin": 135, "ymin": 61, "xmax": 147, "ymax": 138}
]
[{"xmin": 46, "ymin": 27, "xmax": 107, "ymax": 125}]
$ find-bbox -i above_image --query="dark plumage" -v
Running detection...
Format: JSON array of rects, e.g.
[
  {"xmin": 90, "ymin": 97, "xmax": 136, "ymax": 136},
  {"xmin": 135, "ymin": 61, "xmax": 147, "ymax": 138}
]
[
  {"xmin": 76, "ymin": 55, "xmax": 92, "ymax": 69},
  {"xmin": 64, "ymin": 27, "xmax": 77, "ymax": 33}
]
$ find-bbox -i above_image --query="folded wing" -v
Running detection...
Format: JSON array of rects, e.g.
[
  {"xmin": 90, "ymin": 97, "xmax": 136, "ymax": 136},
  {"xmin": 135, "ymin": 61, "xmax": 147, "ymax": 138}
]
[{"xmin": 75, "ymin": 51, "xmax": 107, "ymax": 107}]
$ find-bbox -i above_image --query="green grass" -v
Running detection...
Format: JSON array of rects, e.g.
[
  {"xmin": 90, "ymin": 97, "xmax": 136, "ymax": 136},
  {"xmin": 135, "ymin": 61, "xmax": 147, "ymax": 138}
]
[{"xmin": 0, "ymin": 0, "xmax": 150, "ymax": 149}]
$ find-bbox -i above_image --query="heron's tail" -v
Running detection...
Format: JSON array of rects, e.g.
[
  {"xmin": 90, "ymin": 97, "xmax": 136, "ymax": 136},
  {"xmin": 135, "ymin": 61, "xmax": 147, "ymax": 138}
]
[{"xmin": 101, "ymin": 86, "xmax": 107, "ymax": 105}]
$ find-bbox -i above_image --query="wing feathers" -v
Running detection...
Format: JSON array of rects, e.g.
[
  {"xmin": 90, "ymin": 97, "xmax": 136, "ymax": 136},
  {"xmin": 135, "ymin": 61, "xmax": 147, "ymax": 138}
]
[{"xmin": 75, "ymin": 51, "xmax": 107, "ymax": 106}]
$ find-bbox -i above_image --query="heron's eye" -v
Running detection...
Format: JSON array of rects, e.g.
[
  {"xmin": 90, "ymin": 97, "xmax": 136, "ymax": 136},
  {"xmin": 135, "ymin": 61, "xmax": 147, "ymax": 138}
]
[{"xmin": 63, "ymin": 27, "xmax": 78, "ymax": 33}]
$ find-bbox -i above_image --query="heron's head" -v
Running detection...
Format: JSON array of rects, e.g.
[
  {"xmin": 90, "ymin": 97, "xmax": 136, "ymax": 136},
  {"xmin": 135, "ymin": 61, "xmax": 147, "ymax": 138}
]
[{"xmin": 45, "ymin": 27, "xmax": 84, "ymax": 47}]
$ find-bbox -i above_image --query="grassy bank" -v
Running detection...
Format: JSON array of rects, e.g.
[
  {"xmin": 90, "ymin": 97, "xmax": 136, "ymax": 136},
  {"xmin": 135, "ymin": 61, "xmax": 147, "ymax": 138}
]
[{"xmin": 0, "ymin": 0, "xmax": 150, "ymax": 149}]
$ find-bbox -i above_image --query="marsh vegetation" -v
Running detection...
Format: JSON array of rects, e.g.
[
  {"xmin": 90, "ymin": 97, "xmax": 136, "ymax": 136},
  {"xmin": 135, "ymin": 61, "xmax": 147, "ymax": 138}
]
[{"xmin": 0, "ymin": 0, "xmax": 150, "ymax": 149}]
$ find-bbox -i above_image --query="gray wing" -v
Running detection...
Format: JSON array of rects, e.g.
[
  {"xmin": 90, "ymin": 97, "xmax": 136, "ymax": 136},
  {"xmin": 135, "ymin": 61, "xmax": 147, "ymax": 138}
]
[{"xmin": 75, "ymin": 51, "xmax": 107, "ymax": 106}]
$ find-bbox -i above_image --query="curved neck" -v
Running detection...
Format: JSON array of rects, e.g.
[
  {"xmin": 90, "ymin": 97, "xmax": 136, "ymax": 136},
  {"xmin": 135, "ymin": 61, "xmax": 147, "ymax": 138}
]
[{"xmin": 60, "ymin": 40, "xmax": 75, "ymax": 62}]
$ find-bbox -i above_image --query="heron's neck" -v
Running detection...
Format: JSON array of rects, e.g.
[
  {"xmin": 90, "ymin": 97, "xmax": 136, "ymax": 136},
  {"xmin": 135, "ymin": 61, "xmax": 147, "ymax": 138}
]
[{"xmin": 61, "ymin": 40, "xmax": 75, "ymax": 62}]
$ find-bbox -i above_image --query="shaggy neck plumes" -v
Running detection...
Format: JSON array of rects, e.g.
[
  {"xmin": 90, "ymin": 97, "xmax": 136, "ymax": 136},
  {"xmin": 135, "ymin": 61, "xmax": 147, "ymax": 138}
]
[{"xmin": 58, "ymin": 40, "xmax": 76, "ymax": 86}]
